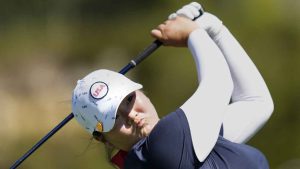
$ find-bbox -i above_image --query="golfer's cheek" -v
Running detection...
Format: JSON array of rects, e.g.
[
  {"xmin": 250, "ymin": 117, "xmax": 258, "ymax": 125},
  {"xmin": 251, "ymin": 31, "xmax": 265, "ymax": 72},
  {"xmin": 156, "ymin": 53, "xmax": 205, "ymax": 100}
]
[
  {"xmin": 112, "ymin": 119, "xmax": 126, "ymax": 132},
  {"xmin": 119, "ymin": 127, "xmax": 133, "ymax": 136}
]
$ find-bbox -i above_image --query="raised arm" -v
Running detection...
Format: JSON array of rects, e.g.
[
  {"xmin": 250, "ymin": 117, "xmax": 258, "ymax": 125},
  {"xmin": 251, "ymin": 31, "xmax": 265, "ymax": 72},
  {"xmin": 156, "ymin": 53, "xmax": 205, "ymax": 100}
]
[
  {"xmin": 170, "ymin": 2, "xmax": 274, "ymax": 143},
  {"xmin": 205, "ymin": 17, "xmax": 274, "ymax": 143},
  {"xmin": 151, "ymin": 16, "xmax": 233, "ymax": 162}
]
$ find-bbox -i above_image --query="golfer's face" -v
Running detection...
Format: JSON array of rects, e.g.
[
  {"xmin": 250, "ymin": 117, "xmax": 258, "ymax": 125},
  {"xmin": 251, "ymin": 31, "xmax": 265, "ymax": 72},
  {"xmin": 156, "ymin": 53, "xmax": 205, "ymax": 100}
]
[{"xmin": 103, "ymin": 90, "xmax": 159, "ymax": 151}]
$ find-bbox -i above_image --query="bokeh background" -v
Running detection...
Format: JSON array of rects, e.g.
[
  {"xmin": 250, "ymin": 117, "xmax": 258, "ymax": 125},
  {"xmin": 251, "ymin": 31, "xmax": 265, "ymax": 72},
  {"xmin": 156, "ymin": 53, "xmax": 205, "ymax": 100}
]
[{"xmin": 1, "ymin": 0, "xmax": 299, "ymax": 168}]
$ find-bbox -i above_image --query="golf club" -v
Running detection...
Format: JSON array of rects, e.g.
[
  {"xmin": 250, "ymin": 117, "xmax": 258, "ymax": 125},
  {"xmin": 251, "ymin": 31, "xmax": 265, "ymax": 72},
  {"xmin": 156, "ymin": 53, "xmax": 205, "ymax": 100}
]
[
  {"xmin": 10, "ymin": 39, "xmax": 162, "ymax": 169},
  {"xmin": 10, "ymin": 9, "xmax": 203, "ymax": 168}
]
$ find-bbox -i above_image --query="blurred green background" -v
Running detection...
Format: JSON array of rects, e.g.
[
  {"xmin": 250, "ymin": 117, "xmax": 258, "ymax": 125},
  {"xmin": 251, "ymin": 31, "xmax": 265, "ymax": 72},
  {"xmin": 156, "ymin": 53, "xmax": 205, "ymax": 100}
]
[{"xmin": 0, "ymin": 0, "xmax": 299, "ymax": 168}]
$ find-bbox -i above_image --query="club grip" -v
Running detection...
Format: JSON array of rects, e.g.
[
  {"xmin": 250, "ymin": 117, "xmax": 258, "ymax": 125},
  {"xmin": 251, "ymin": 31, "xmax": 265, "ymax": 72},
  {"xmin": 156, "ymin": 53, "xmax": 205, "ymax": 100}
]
[
  {"xmin": 133, "ymin": 40, "xmax": 163, "ymax": 65},
  {"xmin": 119, "ymin": 40, "xmax": 162, "ymax": 75},
  {"xmin": 119, "ymin": 8, "xmax": 203, "ymax": 75}
]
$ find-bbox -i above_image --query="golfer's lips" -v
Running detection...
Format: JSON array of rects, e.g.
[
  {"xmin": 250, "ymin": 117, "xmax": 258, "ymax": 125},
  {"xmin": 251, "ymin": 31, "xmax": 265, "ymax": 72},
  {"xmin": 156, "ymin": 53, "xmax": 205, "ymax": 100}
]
[
  {"xmin": 134, "ymin": 117, "xmax": 145, "ymax": 128},
  {"xmin": 137, "ymin": 118, "xmax": 145, "ymax": 128}
]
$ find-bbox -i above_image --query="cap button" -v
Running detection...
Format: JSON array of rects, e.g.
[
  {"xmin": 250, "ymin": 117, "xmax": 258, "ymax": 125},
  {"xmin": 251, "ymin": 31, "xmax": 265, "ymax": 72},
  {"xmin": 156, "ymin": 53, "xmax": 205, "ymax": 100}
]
[{"xmin": 95, "ymin": 122, "xmax": 103, "ymax": 132}]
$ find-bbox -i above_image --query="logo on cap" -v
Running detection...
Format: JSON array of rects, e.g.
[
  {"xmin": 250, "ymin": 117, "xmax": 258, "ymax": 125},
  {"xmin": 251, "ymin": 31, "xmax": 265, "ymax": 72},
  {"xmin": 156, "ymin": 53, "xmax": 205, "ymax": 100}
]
[
  {"xmin": 95, "ymin": 122, "xmax": 103, "ymax": 132},
  {"xmin": 90, "ymin": 82, "xmax": 109, "ymax": 99}
]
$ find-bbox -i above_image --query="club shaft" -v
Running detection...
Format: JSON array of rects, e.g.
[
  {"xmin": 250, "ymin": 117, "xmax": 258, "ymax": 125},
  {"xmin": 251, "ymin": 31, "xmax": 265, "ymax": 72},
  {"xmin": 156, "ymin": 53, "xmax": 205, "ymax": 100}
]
[
  {"xmin": 119, "ymin": 40, "xmax": 162, "ymax": 75},
  {"xmin": 10, "ymin": 7, "xmax": 205, "ymax": 167},
  {"xmin": 10, "ymin": 39, "xmax": 163, "ymax": 169}
]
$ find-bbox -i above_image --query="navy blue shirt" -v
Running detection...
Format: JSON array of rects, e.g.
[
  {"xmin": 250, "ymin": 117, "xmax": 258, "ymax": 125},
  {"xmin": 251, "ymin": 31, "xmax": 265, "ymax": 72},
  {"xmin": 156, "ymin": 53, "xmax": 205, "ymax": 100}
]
[{"xmin": 124, "ymin": 109, "xmax": 269, "ymax": 169}]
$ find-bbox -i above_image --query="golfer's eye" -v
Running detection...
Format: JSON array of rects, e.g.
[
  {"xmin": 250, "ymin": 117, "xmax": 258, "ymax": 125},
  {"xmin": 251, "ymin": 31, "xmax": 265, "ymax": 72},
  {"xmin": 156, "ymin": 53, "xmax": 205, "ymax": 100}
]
[
  {"xmin": 126, "ymin": 94, "xmax": 134, "ymax": 105},
  {"xmin": 127, "ymin": 95, "xmax": 133, "ymax": 103}
]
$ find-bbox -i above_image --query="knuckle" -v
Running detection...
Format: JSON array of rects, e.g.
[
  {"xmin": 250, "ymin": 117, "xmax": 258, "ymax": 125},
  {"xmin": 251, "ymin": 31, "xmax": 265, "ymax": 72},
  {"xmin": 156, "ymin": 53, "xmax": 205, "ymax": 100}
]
[{"xmin": 158, "ymin": 24, "xmax": 165, "ymax": 30}]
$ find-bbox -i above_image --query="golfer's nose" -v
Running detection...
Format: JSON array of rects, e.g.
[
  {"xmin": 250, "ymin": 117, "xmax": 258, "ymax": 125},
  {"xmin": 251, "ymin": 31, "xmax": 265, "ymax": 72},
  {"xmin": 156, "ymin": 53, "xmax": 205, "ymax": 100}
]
[{"xmin": 128, "ymin": 110, "xmax": 138, "ymax": 120}]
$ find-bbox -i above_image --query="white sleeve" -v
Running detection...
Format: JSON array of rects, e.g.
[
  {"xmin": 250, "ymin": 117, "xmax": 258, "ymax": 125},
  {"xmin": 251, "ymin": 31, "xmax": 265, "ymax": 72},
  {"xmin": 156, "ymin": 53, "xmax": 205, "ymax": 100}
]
[
  {"xmin": 212, "ymin": 26, "xmax": 274, "ymax": 143},
  {"xmin": 180, "ymin": 29, "xmax": 233, "ymax": 162}
]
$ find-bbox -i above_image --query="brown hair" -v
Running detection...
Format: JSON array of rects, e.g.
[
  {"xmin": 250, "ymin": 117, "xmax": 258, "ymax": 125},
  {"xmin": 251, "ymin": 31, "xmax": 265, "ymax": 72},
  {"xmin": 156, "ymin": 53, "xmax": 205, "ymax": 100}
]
[{"xmin": 92, "ymin": 131, "xmax": 119, "ymax": 168}]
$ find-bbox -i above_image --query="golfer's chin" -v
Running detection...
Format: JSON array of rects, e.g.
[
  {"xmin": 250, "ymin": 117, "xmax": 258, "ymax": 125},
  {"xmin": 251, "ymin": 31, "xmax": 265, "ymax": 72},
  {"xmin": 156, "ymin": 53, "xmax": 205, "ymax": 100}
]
[
  {"xmin": 138, "ymin": 121, "xmax": 157, "ymax": 137},
  {"xmin": 121, "ymin": 123, "xmax": 157, "ymax": 151},
  {"xmin": 125, "ymin": 121, "xmax": 158, "ymax": 148}
]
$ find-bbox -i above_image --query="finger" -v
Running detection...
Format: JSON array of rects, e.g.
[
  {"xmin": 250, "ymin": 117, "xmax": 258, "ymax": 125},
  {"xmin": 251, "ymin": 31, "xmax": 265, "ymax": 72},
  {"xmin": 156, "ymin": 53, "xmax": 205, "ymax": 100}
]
[
  {"xmin": 151, "ymin": 29, "xmax": 163, "ymax": 39},
  {"xmin": 176, "ymin": 8, "xmax": 194, "ymax": 19},
  {"xmin": 183, "ymin": 5, "xmax": 200, "ymax": 17},
  {"xmin": 168, "ymin": 13, "xmax": 177, "ymax": 20},
  {"xmin": 190, "ymin": 2, "xmax": 202, "ymax": 10},
  {"xmin": 163, "ymin": 20, "xmax": 171, "ymax": 25}
]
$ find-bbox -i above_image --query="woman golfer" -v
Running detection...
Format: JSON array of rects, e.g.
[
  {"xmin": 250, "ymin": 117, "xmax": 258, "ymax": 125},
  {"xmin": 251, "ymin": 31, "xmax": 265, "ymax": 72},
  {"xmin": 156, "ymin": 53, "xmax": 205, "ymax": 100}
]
[{"xmin": 72, "ymin": 2, "xmax": 273, "ymax": 169}]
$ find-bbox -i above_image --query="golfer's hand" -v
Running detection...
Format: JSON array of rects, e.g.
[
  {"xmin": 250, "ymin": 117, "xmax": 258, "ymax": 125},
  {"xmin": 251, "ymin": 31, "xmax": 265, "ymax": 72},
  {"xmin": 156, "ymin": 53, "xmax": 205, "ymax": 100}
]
[
  {"xmin": 169, "ymin": 2, "xmax": 223, "ymax": 38},
  {"xmin": 168, "ymin": 2, "xmax": 203, "ymax": 20},
  {"xmin": 151, "ymin": 17, "xmax": 198, "ymax": 47}
]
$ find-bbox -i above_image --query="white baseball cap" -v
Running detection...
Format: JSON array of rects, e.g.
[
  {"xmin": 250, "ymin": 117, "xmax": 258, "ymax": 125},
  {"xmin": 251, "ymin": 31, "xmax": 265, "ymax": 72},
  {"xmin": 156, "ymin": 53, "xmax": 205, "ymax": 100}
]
[{"xmin": 72, "ymin": 69, "xmax": 142, "ymax": 134}]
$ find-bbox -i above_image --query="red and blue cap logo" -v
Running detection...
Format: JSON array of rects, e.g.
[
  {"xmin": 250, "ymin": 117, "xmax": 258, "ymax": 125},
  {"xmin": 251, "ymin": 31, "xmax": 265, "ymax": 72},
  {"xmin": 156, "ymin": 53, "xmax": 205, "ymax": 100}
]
[{"xmin": 90, "ymin": 82, "xmax": 109, "ymax": 99}]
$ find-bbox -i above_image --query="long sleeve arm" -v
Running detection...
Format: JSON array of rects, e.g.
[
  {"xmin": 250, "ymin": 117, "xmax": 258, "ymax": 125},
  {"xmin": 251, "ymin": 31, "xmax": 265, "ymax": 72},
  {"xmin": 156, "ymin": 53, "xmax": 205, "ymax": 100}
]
[
  {"xmin": 168, "ymin": 2, "xmax": 274, "ymax": 143},
  {"xmin": 212, "ymin": 26, "xmax": 274, "ymax": 143},
  {"xmin": 180, "ymin": 28, "xmax": 233, "ymax": 162}
]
